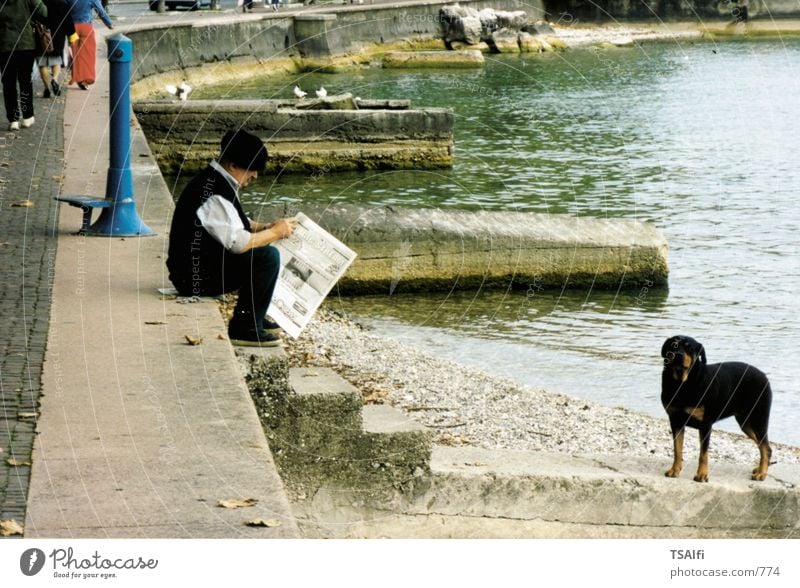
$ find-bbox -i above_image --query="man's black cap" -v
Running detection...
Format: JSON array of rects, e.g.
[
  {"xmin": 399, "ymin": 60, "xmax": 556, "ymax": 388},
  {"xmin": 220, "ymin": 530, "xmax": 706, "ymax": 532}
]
[{"xmin": 219, "ymin": 129, "xmax": 268, "ymax": 172}]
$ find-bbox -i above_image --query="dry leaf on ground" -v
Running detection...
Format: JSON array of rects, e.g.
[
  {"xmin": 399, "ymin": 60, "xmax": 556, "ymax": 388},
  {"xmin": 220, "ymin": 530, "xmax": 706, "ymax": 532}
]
[
  {"xmin": 11, "ymin": 200, "xmax": 34, "ymax": 207},
  {"xmin": 217, "ymin": 498, "xmax": 258, "ymax": 509},
  {"xmin": 7, "ymin": 458, "xmax": 32, "ymax": 467},
  {"xmin": 0, "ymin": 519, "xmax": 24, "ymax": 537},
  {"xmin": 184, "ymin": 335, "xmax": 203, "ymax": 346},
  {"xmin": 245, "ymin": 518, "xmax": 282, "ymax": 528}
]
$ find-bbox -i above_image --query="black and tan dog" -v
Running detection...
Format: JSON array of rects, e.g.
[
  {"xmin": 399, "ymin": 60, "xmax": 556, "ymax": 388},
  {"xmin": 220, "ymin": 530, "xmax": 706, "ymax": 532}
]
[{"xmin": 661, "ymin": 335, "xmax": 772, "ymax": 482}]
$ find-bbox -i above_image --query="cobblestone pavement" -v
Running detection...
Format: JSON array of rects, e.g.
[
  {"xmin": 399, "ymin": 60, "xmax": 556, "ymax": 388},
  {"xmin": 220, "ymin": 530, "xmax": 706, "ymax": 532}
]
[{"xmin": 0, "ymin": 91, "xmax": 64, "ymax": 536}]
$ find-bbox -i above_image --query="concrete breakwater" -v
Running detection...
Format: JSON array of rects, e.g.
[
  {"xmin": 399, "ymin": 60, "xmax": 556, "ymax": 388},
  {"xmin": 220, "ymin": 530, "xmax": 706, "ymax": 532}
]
[
  {"xmin": 133, "ymin": 98, "xmax": 454, "ymax": 173},
  {"xmin": 258, "ymin": 203, "xmax": 669, "ymax": 293}
]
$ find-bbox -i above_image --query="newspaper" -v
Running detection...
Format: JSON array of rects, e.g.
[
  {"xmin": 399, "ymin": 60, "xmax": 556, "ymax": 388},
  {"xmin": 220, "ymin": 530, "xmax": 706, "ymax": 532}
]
[{"xmin": 268, "ymin": 212, "xmax": 357, "ymax": 339}]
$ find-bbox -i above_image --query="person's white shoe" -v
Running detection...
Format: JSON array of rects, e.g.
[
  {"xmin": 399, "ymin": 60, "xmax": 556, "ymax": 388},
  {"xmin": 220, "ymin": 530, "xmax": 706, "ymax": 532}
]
[
  {"xmin": 8, "ymin": 121, "xmax": 20, "ymax": 131},
  {"xmin": 21, "ymin": 117, "xmax": 34, "ymax": 128}
]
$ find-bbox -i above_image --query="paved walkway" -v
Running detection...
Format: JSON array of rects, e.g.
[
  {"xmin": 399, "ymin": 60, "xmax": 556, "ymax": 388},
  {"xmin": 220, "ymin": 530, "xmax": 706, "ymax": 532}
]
[
  {"xmin": 0, "ymin": 78, "xmax": 65, "ymax": 534},
  {"xmin": 1, "ymin": 29, "xmax": 297, "ymax": 538}
]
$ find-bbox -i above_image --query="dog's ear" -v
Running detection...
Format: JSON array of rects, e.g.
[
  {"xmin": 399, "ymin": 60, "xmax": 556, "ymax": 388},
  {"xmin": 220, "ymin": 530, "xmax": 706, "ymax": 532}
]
[{"xmin": 686, "ymin": 337, "xmax": 707, "ymax": 365}]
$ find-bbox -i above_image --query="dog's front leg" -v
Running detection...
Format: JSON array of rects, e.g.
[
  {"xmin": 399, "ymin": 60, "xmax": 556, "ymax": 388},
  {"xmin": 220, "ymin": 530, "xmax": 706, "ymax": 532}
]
[
  {"xmin": 666, "ymin": 425, "xmax": 684, "ymax": 478},
  {"xmin": 694, "ymin": 427, "xmax": 712, "ymax": 482}
]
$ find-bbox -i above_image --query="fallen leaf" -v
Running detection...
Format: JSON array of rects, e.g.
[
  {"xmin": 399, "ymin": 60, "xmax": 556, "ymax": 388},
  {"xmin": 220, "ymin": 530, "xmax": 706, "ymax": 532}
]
[
  {"xmin": 17, "ymin": 412, "xmax": 38, "ymax": 420},
  {"xmin": 184, "ymin": 335, "xmax": 203, "ymax": 346},
  {"xmin": 302, "ymin": 370, "xmax": 319, "ymax": 377},
  {"xmin": 11, "ymin": 200, "xmax": 34, "ymax": 207},
  {"xmin": 0, "ymin": 519, "xmax": 24, "ymax": 537},
  {"xmin": 217, "ymin": 333, "xmax": 226, "ymax": 340},
  {"xmin": 217, "ymin": 498, "xmax": 258, "ymax": 509},
  {"xmin": 7, "ymin": 458, "xmax": 31, "ymax": 467},
  {"xmin": 145, "ymin": 321, "xmax": 166, "ymax": 325},
  {"xmin": 159, "ymin": 295, "xmax": 177, "ymax": 301},
  {"xmin": 245, "ymin": 518, "xmax": 282, "ymax": 528}
]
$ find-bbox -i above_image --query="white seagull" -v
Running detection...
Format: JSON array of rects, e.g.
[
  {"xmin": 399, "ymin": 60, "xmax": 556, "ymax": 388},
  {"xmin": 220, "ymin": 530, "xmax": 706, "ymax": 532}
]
[
  {"xmin": 315, "ymin": 86, "xmax": 327, "ymax": 98},
  {"xmin": 293, "ymin": 85, "xmax": 307, "ymax": 99},
  {"xmin": 166, "ymin": 81, "xmax": 192, "ymax": 101}
]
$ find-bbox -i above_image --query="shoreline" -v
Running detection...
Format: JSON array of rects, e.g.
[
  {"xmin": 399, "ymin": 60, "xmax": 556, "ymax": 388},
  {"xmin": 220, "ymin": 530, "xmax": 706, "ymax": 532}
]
[
  {"xmin": 129, "ymin": 15, "xmax": 800, "ymax": 99},
  {"xmin": 282, "ymin": 308, "xmax": 800, "ymax": 469},
  {"xmin": 547, "ymin": 19, "xmax": 800, "ymax": 49}
]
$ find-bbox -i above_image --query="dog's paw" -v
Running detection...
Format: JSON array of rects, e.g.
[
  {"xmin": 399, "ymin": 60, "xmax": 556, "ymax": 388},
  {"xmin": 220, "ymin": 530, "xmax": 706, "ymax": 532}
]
[
  {"xmin": 693, "ymin": 472, "xmax": 709, "ymax": 483},
  {"xmin": 665, "ymin": 467, "xmax": 681, "ymax": 478},
  {"xmin": 751, "ymin": 469, "xmax": 768, "ymax": 481}
]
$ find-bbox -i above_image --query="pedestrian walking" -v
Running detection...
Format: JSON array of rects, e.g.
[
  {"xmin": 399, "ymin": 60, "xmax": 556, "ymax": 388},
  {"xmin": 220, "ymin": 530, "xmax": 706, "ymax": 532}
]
[
  {"xmin": 38, "ymin": 0, "xmax": 75, "ymax": 98},
  {"xmin": 67, "ymin": 0, "xmax": 113, "ymax": 90},
  {"xmin": 0, "ymin": 0, "xmax": 49, "ymax": 130}
]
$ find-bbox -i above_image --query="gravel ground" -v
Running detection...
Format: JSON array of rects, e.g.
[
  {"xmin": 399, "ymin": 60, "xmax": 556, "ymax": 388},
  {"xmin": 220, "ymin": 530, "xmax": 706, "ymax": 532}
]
[{"xmin": 283, "ymin": 308, "xmax": 800, "ymax": 468}]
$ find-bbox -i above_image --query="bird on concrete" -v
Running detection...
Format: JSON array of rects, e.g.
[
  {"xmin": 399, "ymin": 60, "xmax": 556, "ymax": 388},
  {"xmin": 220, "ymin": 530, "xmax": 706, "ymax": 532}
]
[
  {"xmin": 166, "ymin": 81, "xmax": 192, "ymax": 101},
  {"xmin": 293, "ymin": 85, "xmax": 307, "ymax": 99},
  {"xmin": 315, "ymin": 86, "xmax": 327, "ymax": 98}
]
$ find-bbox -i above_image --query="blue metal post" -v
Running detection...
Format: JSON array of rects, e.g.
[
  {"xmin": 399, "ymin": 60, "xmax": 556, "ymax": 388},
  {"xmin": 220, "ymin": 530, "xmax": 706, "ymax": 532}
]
[{"xmin": 86, "ymin": 34, "xmax": 154, "ymax": 237}]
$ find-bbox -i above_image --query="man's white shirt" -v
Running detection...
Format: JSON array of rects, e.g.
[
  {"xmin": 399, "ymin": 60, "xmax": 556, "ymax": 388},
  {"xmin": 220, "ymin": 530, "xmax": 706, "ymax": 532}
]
[{"xmin": 195, "ymin": 160, "xmax": 252, "ymax": 254}]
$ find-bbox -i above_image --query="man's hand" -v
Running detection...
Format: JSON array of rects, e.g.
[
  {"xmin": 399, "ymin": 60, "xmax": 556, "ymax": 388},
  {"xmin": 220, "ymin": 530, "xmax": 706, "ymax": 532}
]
[
  {"xmin": 269, "ymin": 218, "xmax": 299, "ymax": 239},
  {"xmin": 242, "ymin": 217, "xmax": 298, "ymax": 252}
]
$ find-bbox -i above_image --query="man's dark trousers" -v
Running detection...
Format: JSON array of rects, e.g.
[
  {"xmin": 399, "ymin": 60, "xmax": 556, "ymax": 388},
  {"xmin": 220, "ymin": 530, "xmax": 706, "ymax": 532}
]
[{"xmin": 230, "ymin": 245, "xmax": 281, "ymax": 333}]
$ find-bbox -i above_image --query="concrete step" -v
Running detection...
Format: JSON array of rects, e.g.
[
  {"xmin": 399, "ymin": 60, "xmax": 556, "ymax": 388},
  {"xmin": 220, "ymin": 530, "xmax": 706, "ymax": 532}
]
[
  {"xmin": 422, "ymin": 447, "xmax": 800, "ymax": 532},
  {"xmin": 300, "ymin": 445, "xmax": 800, "ymax": 538},
  {"xmin": 362, "ymin": 404, "xmax": 427, "ymax": 435},
  {"xmin": 356, "ymin": 404, "xmax": 431, "ymax": 476},
  {"xmin": 244, "ymin": 349, "xmax": 435, "ymax": 508}
]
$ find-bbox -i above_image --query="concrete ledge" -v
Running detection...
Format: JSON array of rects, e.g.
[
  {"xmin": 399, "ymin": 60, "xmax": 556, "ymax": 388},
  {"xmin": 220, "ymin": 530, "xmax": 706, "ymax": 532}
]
[
  {"xmin": 258, "ymin": 203, "xmax": 669, "ymax": 292},
  {"xmin": 134, "ymin": 99, "xmax": 454, "ymax": 173},
  {"xmin": 382, "ymin": 50, "xmax": 485, "ymax": 68}
]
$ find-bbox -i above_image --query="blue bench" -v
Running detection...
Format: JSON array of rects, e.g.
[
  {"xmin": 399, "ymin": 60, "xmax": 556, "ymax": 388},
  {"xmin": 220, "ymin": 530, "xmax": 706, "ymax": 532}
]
[{"xmin": 55, "ymin": 196, "xmax": 112, "ymax": 234}]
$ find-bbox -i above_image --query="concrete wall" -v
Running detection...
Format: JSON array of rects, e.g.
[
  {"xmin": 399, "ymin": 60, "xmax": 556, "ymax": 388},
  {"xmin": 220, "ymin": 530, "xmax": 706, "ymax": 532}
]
[{"xmin": 127, "ymin": 0, "xmax": 546, "ymax": 93}]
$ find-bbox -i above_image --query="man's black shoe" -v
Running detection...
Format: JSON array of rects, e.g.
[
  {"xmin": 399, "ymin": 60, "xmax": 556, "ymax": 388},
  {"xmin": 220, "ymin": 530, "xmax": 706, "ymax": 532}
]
[
  {"xmin": 229, "ymin": 328, "xmax": 281, "ymax": 347},
  {"xmin": 263, "ymin": 318, "xmax": 281, "ymax": 331}
]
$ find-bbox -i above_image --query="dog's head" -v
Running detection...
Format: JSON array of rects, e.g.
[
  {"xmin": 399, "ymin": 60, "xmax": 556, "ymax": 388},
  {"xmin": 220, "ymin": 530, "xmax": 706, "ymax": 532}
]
[{"xmin": 661, "ymin": 335, "xmax": 707, "ymax": 383}]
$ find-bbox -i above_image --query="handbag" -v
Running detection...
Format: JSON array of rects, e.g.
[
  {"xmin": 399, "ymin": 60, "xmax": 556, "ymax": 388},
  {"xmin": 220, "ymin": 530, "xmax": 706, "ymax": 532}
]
[{"xmin": 33, "ymin": 22, "xmax": 54, "ymax": 55}]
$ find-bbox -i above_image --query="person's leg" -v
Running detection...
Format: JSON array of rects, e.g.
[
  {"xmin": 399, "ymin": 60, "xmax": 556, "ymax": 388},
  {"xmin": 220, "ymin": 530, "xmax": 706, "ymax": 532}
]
[
  {"xmin": 17, "ymin": 51, "xmax": 36, "ymax": 122},
  {"xmin": 0, "ymin": 52, "xmax": 20, "ymax": 124},
  {"xmin": 51, "ymin": 64, "xmax": 62, "ymax": 95},
  {"xmin": 229, "ymin": 246, "xmax": 281, "ymax": 334},
  {"xmin": 39, "ymin": 65, "xmax": 52, "ymax": 97}
]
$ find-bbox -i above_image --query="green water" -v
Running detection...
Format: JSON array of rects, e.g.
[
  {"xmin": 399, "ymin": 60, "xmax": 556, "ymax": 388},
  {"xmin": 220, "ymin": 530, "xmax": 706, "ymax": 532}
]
[{"xmin": 185, "ymin": 39, "xmax": 800, "ymax": 445}]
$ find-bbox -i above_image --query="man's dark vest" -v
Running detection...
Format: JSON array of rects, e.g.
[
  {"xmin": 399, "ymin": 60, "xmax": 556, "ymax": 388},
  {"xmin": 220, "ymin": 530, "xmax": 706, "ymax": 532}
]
[{"xmin": 166, "ymin": 165, "xmax": 251, "ymax": 296}]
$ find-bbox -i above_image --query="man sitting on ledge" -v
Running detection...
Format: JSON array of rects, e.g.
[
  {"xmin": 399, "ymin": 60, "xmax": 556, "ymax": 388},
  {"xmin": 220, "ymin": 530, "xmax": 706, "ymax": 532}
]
[{"xmin": 167, "ymin": 129, "xmax": 298, "ymax": 347}]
